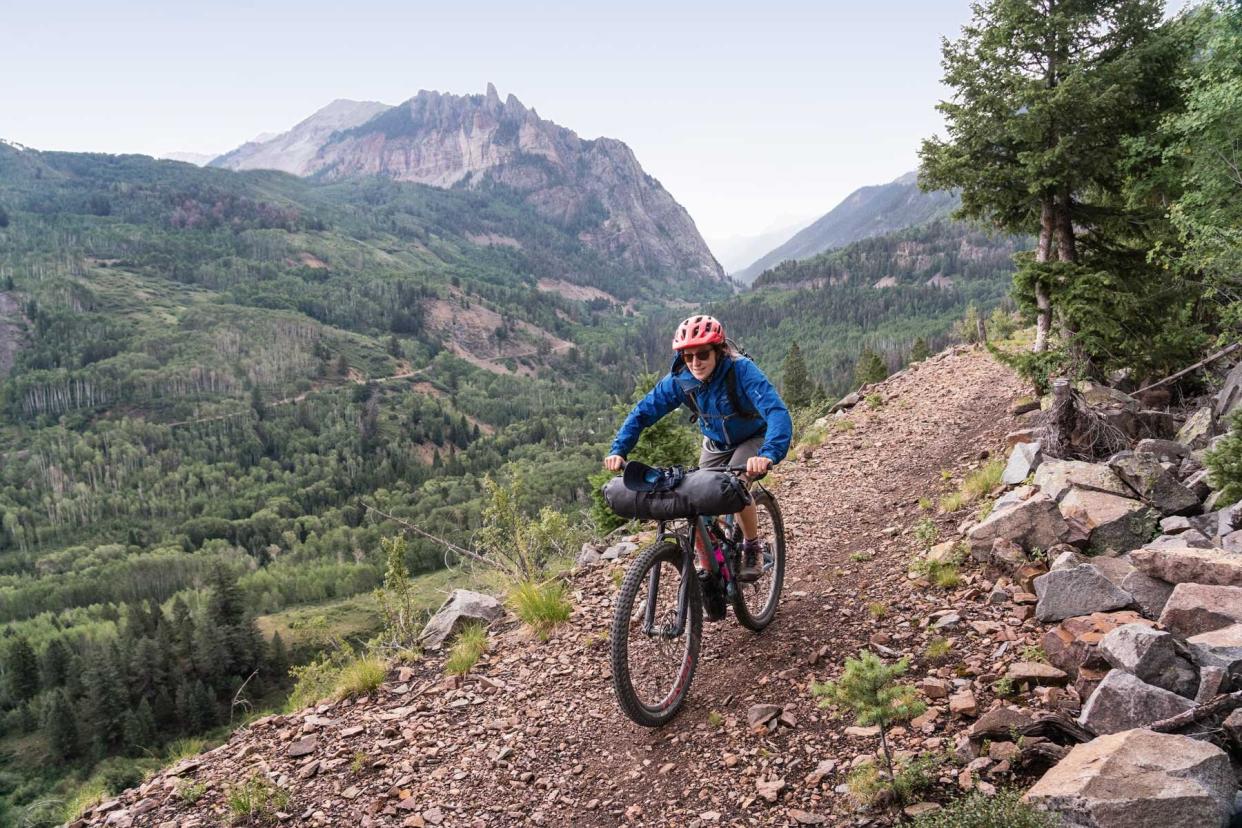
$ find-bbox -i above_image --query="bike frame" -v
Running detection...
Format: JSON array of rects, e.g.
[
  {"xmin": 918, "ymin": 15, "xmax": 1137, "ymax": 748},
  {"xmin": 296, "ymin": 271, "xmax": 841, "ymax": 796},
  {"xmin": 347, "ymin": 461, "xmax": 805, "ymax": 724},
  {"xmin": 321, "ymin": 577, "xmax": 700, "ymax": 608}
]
[{"xmin": 643, "ymin": 513, "xmax": 734, "ymax": 639}]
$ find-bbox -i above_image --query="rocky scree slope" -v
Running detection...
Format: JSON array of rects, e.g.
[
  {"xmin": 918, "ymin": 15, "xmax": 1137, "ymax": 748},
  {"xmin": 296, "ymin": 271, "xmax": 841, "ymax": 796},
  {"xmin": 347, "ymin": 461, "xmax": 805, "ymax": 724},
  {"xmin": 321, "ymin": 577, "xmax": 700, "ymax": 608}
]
[
  {"xmin": 79, "ymin": 347, "xmax": 1064, "ymax": 827},
  {"xmin": 211, "ymin": 86, "xmax": 724, "ymax": 283}
]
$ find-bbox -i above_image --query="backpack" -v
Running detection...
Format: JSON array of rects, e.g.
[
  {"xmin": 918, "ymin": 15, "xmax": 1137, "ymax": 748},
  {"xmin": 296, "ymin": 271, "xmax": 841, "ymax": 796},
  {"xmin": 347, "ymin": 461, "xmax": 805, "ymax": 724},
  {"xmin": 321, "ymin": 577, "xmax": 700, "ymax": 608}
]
[{"xmin": 680, "ymin": 340, "xmax": 760, "ymax": 424}]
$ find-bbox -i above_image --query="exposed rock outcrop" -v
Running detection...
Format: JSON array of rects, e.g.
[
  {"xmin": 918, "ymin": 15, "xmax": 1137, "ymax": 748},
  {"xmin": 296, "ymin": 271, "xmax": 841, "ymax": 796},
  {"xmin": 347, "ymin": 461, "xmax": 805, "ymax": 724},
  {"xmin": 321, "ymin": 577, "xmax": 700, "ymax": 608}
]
[{"xmin": 212, "ymin": 88, "xmax": 725, "ymax": 281}]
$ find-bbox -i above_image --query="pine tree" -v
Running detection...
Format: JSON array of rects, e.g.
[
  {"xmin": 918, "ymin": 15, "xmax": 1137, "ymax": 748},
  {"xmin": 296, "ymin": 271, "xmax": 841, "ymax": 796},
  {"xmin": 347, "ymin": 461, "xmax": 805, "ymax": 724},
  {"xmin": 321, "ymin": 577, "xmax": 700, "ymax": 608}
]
[
  {"xmin": 207, "ymin": 564, "xmax": 245, "ymax": 628},
  {"xmin": 171, "ymin": 596, "xmax": 195, "ymax": 663},
  {"xmin": 123, "ymin": 698, "xmax": 156, "ymax": 755},
  {"xmin": 854, "ymin": 347, "xmax": 888, "ymax": 388},
  {"xmin": 43, "ymin": 689, "xmax": 79, "ymax": 762},
  {"xmin": 268, "ymin": 632, "xmax": 290, "ymax": 685},
  {"xmin": 781, "ymin": 343, "xmax": 813, "ymax": 409},
  {"xmin": 910, "ymin": 337, "xmax": 930, "ymax": 363},
  {"xmin": 189, "ymin": 679, "xmax": 217, "ymax": 730},
  {"xmin": 41, "ymin": 637, "xmax": 72, "ymax": 689},
  {"xmin": 920, "ymin": 0, "xmax": 1175, "ymax": 353},
  {"xmin": 82, "ymin": 646, "xmax": 128, "ymax": 757},
  {"xmin": 812, "ymin": 651, "xmax": 926, "ymax": 810},
  {"xmin": 6, "ymin": 637, "xmax": 39, "ymax": 702},
  {"xmin": 193, "ymin": 619, "xmax": 229, "ymax": 682}
]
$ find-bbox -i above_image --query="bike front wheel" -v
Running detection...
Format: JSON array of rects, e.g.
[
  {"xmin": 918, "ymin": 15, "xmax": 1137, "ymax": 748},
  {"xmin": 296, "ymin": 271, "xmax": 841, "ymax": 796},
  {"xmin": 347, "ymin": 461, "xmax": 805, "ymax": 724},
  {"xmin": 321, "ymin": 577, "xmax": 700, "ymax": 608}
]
[
  {"xmin": 732, "ymin": 488, "xmax": 786, "ymax": 631},
  {"xmin": 610, "ymin": 540, "xmax": 702, "ymax": 727}
]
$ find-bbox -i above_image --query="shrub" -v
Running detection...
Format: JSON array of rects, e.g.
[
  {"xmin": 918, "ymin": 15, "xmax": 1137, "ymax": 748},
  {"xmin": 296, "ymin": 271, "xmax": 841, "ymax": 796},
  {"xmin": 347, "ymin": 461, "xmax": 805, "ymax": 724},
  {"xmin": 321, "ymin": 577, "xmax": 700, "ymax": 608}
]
[
  {"xmin": 333, "ymin": 655, "xmax": 387, "ymax": 700},
  {"xmin": 177, "ymin": 779, "xmax": 207, "ymax": 804},
  {"xmin": 706, "ymin": 710, "xmax": 725, "ymax": 728},
  {"xmin": 913, "ymin": 518, "xmax": 939, "ymax": 552},
  {"xmin": 444, "ymin": 623, "xmax": 488, "ymax": 675},
  {"xmin": 1206, "ymin": 411, "xmax": 1242, "ymax": 503},
  {"xmin": 375, "ymin": 536, "xmax": 423, "ymax": 649},
  {"xmin": 98, "ymin": 759, "xmax": 144, "ymax": 795},
  {"xmin": 226, "ymin": 773, "xmax": 290, "ymax": 826},
  {"xmin": 911, "ymin": 789, "xmax": 1058, "ymax": 827},
  {"xmin": 865, "ymin": 393, "xmax": 884, "ymax": 409},
  {"xmin": 850, "ymin": 550, "xmax": 873, "ymax": 562},
  {"xmin": 508, "ymin": 579, "xmax": 572, "ymax": 639}
]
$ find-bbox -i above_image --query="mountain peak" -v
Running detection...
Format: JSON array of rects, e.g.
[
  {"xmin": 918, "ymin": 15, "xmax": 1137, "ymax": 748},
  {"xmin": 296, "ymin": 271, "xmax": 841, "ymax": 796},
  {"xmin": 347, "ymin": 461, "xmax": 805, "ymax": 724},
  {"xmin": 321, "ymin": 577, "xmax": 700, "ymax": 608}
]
[{"xmin": 212, "ymin": 90, "xmax": 723, "ymax": 281}]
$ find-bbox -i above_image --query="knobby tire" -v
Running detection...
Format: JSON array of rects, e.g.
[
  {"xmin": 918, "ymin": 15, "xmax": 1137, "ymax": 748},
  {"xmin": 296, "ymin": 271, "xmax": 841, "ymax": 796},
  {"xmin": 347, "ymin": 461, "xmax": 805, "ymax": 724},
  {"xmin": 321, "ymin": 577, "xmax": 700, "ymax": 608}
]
[{"xmin": 610, "ymin": 541, "xmax": 702, "ymax": 727}]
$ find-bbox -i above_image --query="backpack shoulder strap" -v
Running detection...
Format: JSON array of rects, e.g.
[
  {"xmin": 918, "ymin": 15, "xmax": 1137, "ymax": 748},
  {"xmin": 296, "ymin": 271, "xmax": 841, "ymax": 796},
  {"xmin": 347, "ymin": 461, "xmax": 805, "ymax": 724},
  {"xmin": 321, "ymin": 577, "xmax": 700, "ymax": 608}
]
[{"xmin": 725, "ymin": 358, "xmax": 759, "ymax": 420}]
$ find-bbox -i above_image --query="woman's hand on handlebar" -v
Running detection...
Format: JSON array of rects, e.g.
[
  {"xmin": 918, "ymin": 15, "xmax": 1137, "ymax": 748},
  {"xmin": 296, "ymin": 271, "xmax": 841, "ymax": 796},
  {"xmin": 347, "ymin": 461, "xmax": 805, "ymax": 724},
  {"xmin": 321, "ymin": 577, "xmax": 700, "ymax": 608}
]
[
  {"xmin": 745, "ymin": 456, "xmax": 773, "ymax": 478},
  {"xmin": 604, "ymin": 455, "xmax": 625, "ymax": 472}
]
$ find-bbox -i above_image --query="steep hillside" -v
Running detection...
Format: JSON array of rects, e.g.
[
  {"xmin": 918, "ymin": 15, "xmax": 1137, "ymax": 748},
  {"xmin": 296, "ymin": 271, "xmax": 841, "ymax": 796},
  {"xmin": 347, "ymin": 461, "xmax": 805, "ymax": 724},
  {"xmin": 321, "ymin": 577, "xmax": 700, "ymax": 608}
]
[
  {"xmin": 77, "ymin": 347, "xmax": 1031, "ymax": 827},
  {"xmin": 727, "ymin": 221, "xmax": 1024, "ymax": 396},
  {"xmin": 211, "ymin": 86, "xmax": 725, "ymax": 282},
  {"xmin": 734, "ymin": 173, "xmax": 959, "ymax": 284},
  {"xmin": 0, "ymin": 142, "xmax": 728, "ymax": 822}
]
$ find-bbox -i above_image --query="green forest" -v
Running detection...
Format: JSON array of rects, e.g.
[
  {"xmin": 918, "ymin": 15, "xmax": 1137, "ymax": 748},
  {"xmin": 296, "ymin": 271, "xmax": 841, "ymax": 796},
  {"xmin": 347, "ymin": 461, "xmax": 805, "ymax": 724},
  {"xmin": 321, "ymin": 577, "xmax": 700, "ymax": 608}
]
[
  {"xmin": 0, "ymin": 145, "xmax": 724, "ymax": 822},
  {"xmin": 0, "ymin": 0, "xmax": 1238, "ymax": 822}
]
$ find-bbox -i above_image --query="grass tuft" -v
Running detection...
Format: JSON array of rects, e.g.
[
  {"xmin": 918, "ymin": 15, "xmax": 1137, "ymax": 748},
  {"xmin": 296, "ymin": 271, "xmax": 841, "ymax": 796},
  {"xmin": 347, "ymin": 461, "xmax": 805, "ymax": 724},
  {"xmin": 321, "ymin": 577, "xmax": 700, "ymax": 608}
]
[
  {"xmin": 924, "ymin": 636, "xmax": 953, "ymax": 662},
  {"xmin": 867, "ymin": 601, "xmax": 889, "ymax": 618},
  {"xmin": 444, "ymin": 623, "xmax": 488, "ymax": 675},
  {"xmin": 226, "ymin": 773, "xmax": 290, "ymax": 825},
  {"xmin": 962, "ymin": 458, "xmax": 1006, "ymax": 501},
  {"xmin": 333, "ymin": 654, "xmax": 387, "ymax": 700},
  {"xmin": 508, "ymin": 579, "xmax": 573, "ymax": 640}
]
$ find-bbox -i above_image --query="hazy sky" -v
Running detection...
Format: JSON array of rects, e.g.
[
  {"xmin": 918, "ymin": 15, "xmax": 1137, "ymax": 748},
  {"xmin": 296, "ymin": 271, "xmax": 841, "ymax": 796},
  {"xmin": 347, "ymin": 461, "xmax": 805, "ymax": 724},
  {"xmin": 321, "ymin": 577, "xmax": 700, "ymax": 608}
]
[{"xmin": 4, "ymin": 0, "xmax": 980, "ymax": 246}]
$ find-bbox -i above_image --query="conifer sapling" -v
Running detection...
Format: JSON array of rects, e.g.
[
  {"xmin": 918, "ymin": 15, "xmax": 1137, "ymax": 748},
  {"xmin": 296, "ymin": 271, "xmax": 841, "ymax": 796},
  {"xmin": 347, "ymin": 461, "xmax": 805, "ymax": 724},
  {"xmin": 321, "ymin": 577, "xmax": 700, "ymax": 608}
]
[{"xmin": 812, "ymin": 651, "xmax": 926, "ymax": 807}]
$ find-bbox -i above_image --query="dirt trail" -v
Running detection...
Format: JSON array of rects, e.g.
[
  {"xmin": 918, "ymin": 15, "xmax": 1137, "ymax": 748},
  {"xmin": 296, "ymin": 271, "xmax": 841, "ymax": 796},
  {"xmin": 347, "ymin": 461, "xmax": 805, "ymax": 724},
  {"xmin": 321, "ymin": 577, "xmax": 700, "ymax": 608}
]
[{"xmin": 86, "ymin": 347, "xmax": 1028, "ymax": 828}]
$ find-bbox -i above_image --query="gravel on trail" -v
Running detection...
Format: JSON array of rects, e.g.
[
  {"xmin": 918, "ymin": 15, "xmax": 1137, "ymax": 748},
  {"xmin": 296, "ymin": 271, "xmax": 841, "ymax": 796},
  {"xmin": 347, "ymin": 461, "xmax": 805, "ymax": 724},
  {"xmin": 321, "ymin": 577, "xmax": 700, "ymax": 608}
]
[{"xmin": 83, "ymin": 346, "xmax": 1035, "ymax": 828}]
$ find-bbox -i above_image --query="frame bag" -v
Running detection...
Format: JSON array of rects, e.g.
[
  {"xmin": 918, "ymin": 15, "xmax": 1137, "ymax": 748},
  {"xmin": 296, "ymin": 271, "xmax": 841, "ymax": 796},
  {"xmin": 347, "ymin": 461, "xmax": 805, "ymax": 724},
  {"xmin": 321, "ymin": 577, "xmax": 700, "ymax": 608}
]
[{"xmin": 602, "ymin": 469, "xmax": 751, "ymax": 520}]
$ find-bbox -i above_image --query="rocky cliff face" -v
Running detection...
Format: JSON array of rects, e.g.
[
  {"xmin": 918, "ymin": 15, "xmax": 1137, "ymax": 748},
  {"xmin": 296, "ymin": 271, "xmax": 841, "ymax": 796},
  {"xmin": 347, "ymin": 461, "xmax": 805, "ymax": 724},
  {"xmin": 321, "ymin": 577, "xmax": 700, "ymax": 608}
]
[{"xmin": 212, "ymin": 86, "xmax": 725, "ymax": 281}]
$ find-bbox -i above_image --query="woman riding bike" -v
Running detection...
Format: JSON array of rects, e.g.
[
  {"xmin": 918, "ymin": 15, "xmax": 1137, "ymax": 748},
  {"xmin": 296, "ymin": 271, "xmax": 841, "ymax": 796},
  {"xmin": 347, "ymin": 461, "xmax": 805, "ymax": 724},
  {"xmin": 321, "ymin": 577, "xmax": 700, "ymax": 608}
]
[{"xmin": 603, "ymin": 315, "xmax": 792, "ymax": 581}]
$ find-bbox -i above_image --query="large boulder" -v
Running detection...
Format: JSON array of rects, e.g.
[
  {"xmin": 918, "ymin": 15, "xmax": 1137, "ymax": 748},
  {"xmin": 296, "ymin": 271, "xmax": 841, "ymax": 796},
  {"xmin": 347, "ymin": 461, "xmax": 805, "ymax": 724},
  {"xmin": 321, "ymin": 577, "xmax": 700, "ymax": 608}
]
[
  {"xmin": 1043, "ymin": 611, "xmax": 1154, "ymax": 680},
  {"xmin": 419, "ymin": 589, "xmax": 504, "ymax": 649},
  {"xmin": 1130, "ymin": 544, "xmax": 1242, "ymax": 588},
  {"xmin": 967, "ymin": 493, "xmax": 1070, "ymax": 556},
  {"xmin": 1098, "ymin": 624, "xmax": 1198, "ymax": 697},
  {"xmin": 1034, "ymin": 565, "xmax": 1133, "ymax": 623},
  {"xmin": 1024, "ymin": 728, "xmax": 1236, "ymax": 828},
  {"xmin": 1135, "ymin": 438, "xmax": 1190, "ymax": 463},
  {"xmin": 1120, "ymin": 569, "xmax": 1175, "ymax": 620},
  {"xmin": 1078, "ymin": 670, "xmax": 1196, "ymax": 734},
  {"xmin": 1215, "ymin": 360, "xmax": 1242, "ymax": 421},
  {"xmin": 1059, "ymin": 488, "xmax": 1159, "ymax": 555},
  {"xmin": 1034, "ymin": 460, "xmax": 1131, "ymax": 503},
  {"xmin": 1158, "ymin": 583, "xmax": 1242, "ymax": 637},
  {"xmin": 1108, "ymin": 452, "xmax": 1200, "ymax": 517},
  {"xmin": 1176, "ymin": 405, "xmax": 1215, "ymax": 449},
  {"xmin": 1002, "ymin": 441, "xmax": 1042, "ymax": 485},
  {"xmin": 1185, "ymin": 624, "xmax": 1242, "ymax": 678}
]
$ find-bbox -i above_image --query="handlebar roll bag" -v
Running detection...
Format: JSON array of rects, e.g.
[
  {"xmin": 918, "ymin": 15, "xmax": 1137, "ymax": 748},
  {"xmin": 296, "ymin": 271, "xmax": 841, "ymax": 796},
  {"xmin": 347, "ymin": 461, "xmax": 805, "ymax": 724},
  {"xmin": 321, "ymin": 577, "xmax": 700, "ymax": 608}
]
[{"xmin": 603, "ymin": 469, "xmax": 751, "ymax": 520}]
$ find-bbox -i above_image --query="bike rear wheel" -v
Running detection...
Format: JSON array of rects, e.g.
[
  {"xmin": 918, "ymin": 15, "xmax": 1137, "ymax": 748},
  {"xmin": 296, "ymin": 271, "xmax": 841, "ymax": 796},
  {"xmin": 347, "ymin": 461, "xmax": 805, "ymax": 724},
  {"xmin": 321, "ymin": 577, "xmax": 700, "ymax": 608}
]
[
  {"xmin": 732, "ymin": 488, "xmax": 786, "ymax": 631},
  {"xmin": 610, "ymin": 540, "xmax": 702, "ymax": 727}
]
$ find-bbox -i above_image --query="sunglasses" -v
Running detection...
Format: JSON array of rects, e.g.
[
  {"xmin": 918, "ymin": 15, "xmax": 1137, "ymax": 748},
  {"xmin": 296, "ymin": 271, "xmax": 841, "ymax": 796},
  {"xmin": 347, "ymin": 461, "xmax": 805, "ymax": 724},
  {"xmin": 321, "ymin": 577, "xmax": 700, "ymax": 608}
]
[{"xmin": 682, "ymin": 348, "xmax": 716, "ymax": 364}]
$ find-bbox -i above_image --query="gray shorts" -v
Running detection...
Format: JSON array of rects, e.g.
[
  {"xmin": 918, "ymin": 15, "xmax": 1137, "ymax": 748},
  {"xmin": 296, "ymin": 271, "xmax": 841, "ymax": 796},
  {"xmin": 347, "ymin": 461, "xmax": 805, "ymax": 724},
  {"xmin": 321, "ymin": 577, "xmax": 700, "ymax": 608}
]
[{"xmin": 698, "ymin": 433, "xmax": 765, "ymax": 471}]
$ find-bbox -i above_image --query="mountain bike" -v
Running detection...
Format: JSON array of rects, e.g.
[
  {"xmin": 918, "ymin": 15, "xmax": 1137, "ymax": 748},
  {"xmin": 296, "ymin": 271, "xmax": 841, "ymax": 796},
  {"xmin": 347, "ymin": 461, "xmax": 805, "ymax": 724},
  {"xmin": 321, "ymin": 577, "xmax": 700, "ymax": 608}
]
[{"xmin": 609, "ymin": 466, "xmax": 786, "ymax": 727}]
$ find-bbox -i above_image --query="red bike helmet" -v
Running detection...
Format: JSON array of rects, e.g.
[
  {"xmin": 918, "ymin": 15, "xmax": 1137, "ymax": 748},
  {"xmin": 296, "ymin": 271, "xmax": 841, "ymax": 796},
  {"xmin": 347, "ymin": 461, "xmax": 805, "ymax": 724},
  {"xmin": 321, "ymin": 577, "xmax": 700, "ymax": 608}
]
[{"xmin": 672, "ymin": 315, "xmax": 725, "ymax": 350}]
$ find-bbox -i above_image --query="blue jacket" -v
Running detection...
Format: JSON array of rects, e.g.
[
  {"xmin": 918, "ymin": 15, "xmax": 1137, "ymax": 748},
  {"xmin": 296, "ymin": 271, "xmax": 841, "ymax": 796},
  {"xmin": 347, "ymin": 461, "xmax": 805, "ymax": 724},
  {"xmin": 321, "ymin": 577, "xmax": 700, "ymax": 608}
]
[{"xmin": 610, "ymin": 354, "xmax": 793, "ymax": 464}]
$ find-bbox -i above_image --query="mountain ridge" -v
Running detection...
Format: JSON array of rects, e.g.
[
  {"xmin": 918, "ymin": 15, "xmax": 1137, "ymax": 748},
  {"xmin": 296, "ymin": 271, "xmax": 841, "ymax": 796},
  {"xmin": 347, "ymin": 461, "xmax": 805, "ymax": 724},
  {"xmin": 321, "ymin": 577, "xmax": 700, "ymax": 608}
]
[
  {"xmin": 734, "ymin": 173, "xmax": 960, "ymax": 284},
  {"xmin": 210, "ymin": 87, "xmax": 725, "ymax": 282}
]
